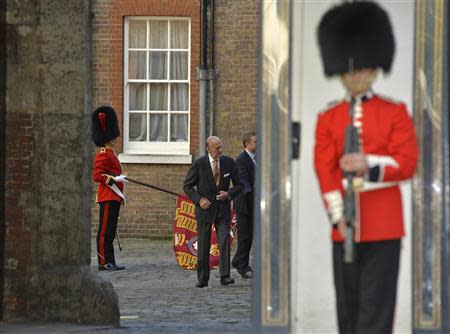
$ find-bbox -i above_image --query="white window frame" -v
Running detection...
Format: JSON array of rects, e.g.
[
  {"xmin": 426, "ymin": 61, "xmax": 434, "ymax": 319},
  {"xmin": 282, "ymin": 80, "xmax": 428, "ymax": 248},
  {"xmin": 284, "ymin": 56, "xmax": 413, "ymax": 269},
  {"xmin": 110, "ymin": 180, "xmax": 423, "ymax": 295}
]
[{"xmin": 123, "ymin": 16, "xmax": 191, "ymax": 158}]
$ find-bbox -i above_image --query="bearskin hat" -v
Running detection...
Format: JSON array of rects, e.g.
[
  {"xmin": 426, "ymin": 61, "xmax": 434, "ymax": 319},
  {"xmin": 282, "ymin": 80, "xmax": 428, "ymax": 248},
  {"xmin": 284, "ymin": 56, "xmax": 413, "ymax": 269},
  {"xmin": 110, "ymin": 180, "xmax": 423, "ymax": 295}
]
[
  {"xmin": 317, "ymin": 1, "xmax": 395, "ymax": 77},
  {"xmin": 92, "ymin": 106, "xmax": 120, "ymax": 147}
]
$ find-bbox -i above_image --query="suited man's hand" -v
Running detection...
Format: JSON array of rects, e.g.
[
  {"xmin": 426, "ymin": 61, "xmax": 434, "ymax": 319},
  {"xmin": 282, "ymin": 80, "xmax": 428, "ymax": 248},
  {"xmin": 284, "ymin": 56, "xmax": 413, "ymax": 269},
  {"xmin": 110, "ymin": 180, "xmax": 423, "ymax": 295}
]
[
  {"xmin": 199, "ymin": 197, "xmax": 211, "ymax": 209},
  {"xmin": 216, "ymin": 191, "xmax": 230, "ymax": 201}
]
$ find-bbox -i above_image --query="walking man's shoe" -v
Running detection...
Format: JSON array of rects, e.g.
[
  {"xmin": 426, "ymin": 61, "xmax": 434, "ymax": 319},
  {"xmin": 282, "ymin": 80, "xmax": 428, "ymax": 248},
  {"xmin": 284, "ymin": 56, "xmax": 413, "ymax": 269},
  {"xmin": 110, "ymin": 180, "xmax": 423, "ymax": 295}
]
[
  {"xmin": 98, "ymin": 263, "xmax": 126, "ymax": 271},
  {"xmin": 196, "ymin": 281, "xmax": 208, "ymax": 288},
  {"xmin": 240, "ymin": 270, "xmax": 252, "ymax": 279},
  {"xmin": 220, "ymin": 276, "xmax": 235, "ymax": 285}
]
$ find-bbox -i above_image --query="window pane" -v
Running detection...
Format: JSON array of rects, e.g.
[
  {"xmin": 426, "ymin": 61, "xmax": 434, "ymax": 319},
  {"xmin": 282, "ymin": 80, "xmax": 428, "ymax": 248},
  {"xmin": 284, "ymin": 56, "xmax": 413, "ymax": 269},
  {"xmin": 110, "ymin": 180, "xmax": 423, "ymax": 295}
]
[
  {"xmin": 128, "ymin": 51, "xmax": 146, "ymax": 79},
  {"xmin": 129, "ymin": 113, "xmax": 147, "ymax": 142},
  {"xmin": 170, "ymin": 21, "xmax": 189, "ymax": 49},
  {"xmin": 149, "ymin": 51, "xmax": 167, "ymax": 80},
  {"xmin": 129, "ymin": 83, "xmax": 146, "ymax": 110},
  {"xmin": 170, "ymin": 52, "xmax": 188, "ymax": 80},
  {"xmin": 170, "ymin": 84, "xmax": 188, "ymax": 111},
  {"xmin": 149, "ymin": 84, "xmax": 168, "ymax": 111},
  {"xmin": 170, "ymin": 115, "xmax": 188, "ymax": 142},
  {"xmin": 149, "ymin": 114, "xmax": 168, "ymax": 142},
  {"xmin": 129, "ymin": 20, "xmax": 146, "ymax": 48},
  {"xmin": 149, "ymin": 21, "xmax": 168, "ymax": 49}
]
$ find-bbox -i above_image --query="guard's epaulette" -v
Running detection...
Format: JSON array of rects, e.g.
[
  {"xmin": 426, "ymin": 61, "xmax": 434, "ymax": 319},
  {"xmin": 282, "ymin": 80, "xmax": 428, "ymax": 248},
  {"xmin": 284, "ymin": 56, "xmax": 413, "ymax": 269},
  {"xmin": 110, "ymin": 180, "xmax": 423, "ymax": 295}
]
[
  {"xmin": 99, "ymin": 147, "xmax": 107, "ymax": 154},
  {"xmin": 319, "ymin": 99, "xmax": 343, "ymax": 114},
  {"xmin": 376, "ymin": 93, "xmax": 402, "ymax": 105}
]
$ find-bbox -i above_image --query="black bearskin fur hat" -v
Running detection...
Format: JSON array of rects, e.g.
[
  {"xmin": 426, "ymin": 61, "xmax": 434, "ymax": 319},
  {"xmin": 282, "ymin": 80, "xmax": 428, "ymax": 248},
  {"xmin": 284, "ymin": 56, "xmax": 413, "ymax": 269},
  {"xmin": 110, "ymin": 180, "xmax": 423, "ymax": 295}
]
[
  {"xmin": 92, "ymin": 106, "xmax": 120, "ymax": 147},
  {"xmin": 317, "ymin": 1, "xmax": 395, "ymax": 77}
]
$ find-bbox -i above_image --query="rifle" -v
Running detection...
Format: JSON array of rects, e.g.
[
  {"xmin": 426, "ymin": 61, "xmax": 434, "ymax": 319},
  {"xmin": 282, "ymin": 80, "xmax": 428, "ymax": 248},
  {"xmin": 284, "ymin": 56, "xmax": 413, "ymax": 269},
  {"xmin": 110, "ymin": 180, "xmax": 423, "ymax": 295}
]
[
  {"xmin": 125, "ymin": 177, "xmax": 178, "ymax": 196},
  {"xmin": 343, "ymin": 98, "xmax": 359, "ymax": 263},
  {"xmin": 110, "ymin": 176, "xmax": 178, "ymax": 251}
]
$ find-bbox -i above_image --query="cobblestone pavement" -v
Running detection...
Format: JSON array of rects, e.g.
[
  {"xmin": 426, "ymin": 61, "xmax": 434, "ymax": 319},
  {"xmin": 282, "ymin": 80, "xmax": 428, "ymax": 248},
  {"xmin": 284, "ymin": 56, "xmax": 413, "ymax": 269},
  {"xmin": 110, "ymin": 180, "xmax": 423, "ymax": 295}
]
[{"xmin": 1, "ymin": 239, "xmax": 252, "ymax": 334}]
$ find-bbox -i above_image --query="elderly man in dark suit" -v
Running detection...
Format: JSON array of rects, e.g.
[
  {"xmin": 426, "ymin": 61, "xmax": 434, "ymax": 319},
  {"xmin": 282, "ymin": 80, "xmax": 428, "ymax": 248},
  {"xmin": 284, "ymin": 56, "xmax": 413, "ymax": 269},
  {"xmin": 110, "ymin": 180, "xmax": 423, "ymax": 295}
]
[
  {"xmin": 183, "ymin": 136, "xmax": 243, "ymax": 288},
  {"xmin": 232, "ymin": 132, "xmax": 256, "ymax": 279}
]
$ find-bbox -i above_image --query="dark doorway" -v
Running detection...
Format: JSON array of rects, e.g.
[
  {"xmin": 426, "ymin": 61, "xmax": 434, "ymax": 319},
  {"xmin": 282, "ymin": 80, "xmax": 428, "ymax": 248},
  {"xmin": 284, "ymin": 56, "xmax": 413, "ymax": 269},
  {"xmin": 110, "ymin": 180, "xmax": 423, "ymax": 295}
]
[{"xmin": 0, "ymin": 0, "xmax": 6, "ymax": 319}]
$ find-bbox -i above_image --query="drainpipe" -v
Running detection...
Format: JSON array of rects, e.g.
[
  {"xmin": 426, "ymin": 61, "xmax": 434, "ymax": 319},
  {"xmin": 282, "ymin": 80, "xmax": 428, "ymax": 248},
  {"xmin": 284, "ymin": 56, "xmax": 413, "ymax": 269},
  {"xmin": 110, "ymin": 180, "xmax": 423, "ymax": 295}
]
[
  {"xmin": 208, "ymin": 0, "xmax": 218, "ymax": 136},
  {"xmin": 196, "ymin": 0, "xmax": 208, "ymax": 156}
]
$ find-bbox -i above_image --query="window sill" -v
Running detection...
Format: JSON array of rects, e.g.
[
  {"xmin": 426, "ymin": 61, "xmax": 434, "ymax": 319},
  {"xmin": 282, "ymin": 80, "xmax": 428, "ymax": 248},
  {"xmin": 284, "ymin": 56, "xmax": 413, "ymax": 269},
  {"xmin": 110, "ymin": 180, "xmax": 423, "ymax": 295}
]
[{"xmin": 118, "ymin": 153, "xmax": 193, "ymax": 164}]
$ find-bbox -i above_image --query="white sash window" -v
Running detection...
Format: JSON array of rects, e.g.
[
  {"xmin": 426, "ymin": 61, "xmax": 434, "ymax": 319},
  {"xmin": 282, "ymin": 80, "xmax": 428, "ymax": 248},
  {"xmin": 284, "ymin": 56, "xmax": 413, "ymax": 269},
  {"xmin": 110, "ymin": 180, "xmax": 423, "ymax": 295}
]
[{"xmin": 124, "ymin": 17, "xmax": 190, "ymax": 155}]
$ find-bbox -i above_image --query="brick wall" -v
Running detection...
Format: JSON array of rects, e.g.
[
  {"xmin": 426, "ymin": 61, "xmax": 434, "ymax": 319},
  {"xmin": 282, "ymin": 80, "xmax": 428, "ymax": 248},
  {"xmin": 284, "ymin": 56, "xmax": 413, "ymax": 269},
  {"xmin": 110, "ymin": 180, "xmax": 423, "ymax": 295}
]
[
  {"xmin": 4, "ymin": 112, "xmax": 32, "ymax": 318},
  {"xmin": 91, "ymin": 0, "xmax": 201, "ymax": 238},
  {"xmin": 214, "ymin": 0, "xmax": 259, "ymax": 158},
  {"xmin": 91, "ymin": 0, "xmax": 259, "ymax": 239},
  {"xmin": 4, "ymin": 3, "xmax": 37, "ymax": 315}
]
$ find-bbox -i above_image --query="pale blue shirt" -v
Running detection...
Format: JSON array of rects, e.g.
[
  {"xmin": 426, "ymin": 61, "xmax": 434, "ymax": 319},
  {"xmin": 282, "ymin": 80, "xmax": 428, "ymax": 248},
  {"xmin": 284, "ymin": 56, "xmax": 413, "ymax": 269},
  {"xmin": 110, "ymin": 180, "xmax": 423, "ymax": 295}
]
[{"xmin": 245, "ymin": 149, "xmax": 256, "ymax": 165}]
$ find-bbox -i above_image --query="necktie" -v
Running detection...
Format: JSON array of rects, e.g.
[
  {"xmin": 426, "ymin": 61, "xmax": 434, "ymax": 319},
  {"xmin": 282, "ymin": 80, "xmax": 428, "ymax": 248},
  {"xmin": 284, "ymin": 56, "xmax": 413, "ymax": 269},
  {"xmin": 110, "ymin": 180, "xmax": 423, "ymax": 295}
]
[{"xmin": 212, "ymin": 158, "xmax": 220, "ymax": 186}]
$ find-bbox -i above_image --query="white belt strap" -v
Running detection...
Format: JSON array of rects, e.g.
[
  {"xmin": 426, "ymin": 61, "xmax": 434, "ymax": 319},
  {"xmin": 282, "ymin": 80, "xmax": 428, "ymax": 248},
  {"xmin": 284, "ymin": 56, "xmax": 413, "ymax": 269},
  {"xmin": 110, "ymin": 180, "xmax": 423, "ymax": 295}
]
[
  {"xmin": 342, "ymin": 178, "xmax": 398, "ymax": 192},
  {"xmin": 108, "ymin": 183, "xmax": 126, "ymax": 204}
]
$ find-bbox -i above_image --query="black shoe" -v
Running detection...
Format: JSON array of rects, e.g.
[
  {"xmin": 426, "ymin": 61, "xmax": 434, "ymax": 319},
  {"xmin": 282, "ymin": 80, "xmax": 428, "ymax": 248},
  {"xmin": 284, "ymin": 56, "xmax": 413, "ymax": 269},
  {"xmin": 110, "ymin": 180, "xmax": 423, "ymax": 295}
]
[
  {"xmin": 220, "ymin": 277, "xmax": 235, "ymax": 285},
  {"xmin": 240, "ymin": 270, "xmax": 252, "ymax": 279},
  {"xmin": 99, "ymin": 263, "xmax": 125, "ymax": 271},
  {"xmin": 196, "ymin": 281, "xmax": 208, "ymax": 288}
]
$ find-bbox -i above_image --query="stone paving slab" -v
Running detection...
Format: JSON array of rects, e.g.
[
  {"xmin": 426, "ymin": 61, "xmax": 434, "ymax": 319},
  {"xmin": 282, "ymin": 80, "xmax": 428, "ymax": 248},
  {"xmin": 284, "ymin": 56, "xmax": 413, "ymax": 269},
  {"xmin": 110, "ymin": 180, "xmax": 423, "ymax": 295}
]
[{"xmin": 0, "ymin": 239, "xmax": 252, "ymax": 334}]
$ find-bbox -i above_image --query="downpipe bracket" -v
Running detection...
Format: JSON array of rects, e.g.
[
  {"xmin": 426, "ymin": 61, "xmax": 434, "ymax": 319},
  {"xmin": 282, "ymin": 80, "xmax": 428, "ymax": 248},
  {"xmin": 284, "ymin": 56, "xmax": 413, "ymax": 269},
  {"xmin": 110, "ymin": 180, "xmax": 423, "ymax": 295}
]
[
  {"xmin": 196, "ymin": 67, "xmax": 209, "ymax": 80},
  {"xmin": 208, "ymin": 68, "xmax": 219, "ymax": 80}
]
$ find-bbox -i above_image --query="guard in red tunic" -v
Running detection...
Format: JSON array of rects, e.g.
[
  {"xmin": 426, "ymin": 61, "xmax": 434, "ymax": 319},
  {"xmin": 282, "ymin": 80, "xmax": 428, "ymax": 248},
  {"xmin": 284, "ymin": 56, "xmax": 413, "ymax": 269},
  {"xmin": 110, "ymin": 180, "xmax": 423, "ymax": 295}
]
[
  {"xmin": 92, "ymin": 106, "xmax": 127, "ymax": 271},
  {"xmin": 315, "ymin": 2, "xmax": 418, "ymax": 333}
]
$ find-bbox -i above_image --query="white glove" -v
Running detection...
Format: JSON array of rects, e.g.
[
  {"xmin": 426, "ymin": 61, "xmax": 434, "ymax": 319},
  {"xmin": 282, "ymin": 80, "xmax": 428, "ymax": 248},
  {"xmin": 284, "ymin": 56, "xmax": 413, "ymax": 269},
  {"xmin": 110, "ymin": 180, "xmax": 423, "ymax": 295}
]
[{"xmin": 114, "ymin": 174, "xmax": 128, "ymax": 183}]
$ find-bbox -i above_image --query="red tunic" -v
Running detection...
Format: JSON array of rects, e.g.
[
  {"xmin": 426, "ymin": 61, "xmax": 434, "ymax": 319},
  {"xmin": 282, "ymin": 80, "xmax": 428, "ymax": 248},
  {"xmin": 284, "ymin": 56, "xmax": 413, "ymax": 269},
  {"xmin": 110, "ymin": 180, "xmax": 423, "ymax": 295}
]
[
  {"xmin": 314, "ymin": 94, "xmax": 418, "ymax": 242},
  {"xmin": 93, "ymin": 147, "xmax": 124, "ymax": 203}
]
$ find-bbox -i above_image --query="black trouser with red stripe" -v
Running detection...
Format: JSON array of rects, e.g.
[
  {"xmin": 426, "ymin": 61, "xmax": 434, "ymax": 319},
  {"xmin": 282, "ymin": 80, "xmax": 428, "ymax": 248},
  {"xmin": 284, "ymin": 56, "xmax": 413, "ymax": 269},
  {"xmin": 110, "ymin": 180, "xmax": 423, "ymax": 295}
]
[
  {"xmin": 333, "ymin": 239, "xmax": 401, "ymax": 334},
  {"xmin": 97, "ymin": 201, "xmax": 121, "ymax": 266}
]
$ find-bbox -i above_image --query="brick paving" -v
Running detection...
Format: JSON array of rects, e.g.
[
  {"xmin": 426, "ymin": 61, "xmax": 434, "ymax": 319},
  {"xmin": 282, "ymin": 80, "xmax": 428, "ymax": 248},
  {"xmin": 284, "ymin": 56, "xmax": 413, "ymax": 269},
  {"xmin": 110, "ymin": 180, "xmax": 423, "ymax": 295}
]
[{"xmin": 0, "ymin": 239, "xmax": 252, "ymax": 334}]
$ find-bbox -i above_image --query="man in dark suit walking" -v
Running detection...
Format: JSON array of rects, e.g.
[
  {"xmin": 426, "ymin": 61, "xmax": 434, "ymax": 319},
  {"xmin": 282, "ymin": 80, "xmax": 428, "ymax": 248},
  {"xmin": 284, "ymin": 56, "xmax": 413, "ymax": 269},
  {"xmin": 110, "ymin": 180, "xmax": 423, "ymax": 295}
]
[
  {"xmin": 183, "ymin": 136, "xmax": 243, "ymax": 288},
  {"xmin": 232, "ymin": 132, "xmax": 256, "ymax": 279}
]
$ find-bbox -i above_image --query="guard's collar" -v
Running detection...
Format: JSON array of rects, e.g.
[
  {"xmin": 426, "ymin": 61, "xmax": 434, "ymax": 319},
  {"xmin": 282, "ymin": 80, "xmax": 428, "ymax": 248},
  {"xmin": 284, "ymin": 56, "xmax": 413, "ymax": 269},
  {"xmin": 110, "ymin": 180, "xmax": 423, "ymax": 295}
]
[{"xmin": 345, "ymin": 89, "xmax": 374, "ymax": 103}]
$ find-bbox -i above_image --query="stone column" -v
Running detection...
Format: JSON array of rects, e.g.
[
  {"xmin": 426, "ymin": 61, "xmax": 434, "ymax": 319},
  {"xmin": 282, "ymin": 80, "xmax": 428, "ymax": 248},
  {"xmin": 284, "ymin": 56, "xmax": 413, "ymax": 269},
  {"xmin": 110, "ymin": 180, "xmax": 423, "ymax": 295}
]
[{"xmin": 3, "ymin": 0, "xmax": 119, "ymax": 324}]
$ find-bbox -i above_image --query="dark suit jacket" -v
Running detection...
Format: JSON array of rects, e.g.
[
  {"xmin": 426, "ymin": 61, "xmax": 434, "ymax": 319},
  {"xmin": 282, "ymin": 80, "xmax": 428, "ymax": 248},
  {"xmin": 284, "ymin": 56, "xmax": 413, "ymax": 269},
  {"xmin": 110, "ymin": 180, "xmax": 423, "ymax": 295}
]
[
  {"xmin": 233, "ymin": 150, "xmax": 255, "ymax": 215},
  {"xmin": 183, "ymin": 155, "xmax": 243, "ymax": 223}
]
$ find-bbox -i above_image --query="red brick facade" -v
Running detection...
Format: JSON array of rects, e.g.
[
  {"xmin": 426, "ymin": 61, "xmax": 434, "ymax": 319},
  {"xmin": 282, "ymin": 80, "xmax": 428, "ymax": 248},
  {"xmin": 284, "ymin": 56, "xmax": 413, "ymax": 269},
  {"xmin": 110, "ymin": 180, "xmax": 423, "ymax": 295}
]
[
  {"xmin": 214, "ymin": 0, "xmax": 259, "ymax": 150},
  {"xmin": 3, "ymin": 112, "xmax": 32, "ymax": 318},
  {"xmin": 91, "ymin": 0, "xmax": 259, "ymax": 238},
  {"xmin": 91, "ymin": 0, "xmax": 201, "ymax": 237},
  {"xmin": 92, "ymin": 0, "xmax": 201, "ymax": 154}
]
